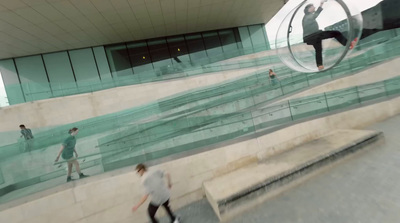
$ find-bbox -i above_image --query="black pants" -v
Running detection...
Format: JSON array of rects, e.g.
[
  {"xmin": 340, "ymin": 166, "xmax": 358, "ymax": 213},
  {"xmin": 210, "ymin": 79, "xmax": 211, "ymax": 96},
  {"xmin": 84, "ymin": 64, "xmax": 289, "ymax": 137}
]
[
  {"xmin": 148, "ymin": 200, "xmax": 176, "ymax": 223},
  {"xmin": 305, "ymin": 31, "xmax": 348, "ymax": 67}
]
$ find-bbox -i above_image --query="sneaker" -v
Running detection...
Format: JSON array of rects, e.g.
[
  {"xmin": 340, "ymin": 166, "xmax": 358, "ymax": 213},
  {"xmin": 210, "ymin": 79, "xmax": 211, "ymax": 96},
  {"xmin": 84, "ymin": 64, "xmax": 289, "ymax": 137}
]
[
  {"xmin": 173, "ymin": 216, "xmax": 181, "ymax": 223},
  {"xmin": 350, "ymin": 37, "xmax": 358, "ymax": 50},
  {"xmin": 318, "ymin": 65, "xmax": 324, "ymax": 71},
  {"xmin": 66, "ymin": 176, "xmax": 72, "ymax": 182},
  {"xmin": 79, "ymin": 173, "xmax": 88, "ymax": 179}
]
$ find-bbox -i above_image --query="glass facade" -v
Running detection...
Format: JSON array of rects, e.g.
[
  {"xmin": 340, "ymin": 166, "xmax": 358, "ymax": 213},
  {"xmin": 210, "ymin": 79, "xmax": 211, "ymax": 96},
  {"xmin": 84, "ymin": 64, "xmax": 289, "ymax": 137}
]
[
  {"xmin": 238, "ymin": 24, "xmax": 270, "ymax": 53},
  {"xmin": 0, "ymin": 72, "xmax": 7, "ymax": 107},
  {"xmin": 219, "ymin": 29, "xmax": 241, "ymax": 53},
  {"xmin": 43, "ymin": 52, "xmax": 77, "ymax": 96},
  {"xmin": 69, "ymin": 49, "xmax": 101, "ymax": 86},
  {"xmin": 203, "ymin": 31, "xmax": 223, "ymax": 57},
  {"xmin": 0, "ymin": 60, "xmax": 24, "ymax": 105},
  {"xmin": 15, "ymin": 56, "xmax": 51, "ymax": 101},
  {"xmin": 148, "ymin": 38, "xmax": 173, "ymax": 69},
  {"xmin": 185, "ymin": 33, "xmax": 208, "ymax": 61},
  {"xmin": 105, "ymin": 44, "xmax": 132, "ymax": 78},
  {"xmin": 0, "ymin": 24, "xmax": 270, "ymax": 106},
  {"xmin": 167, "ymin": 36, "xmax": 191, "ymax": 65},
  {"xmin": 92, "ymin": 47, "xmax": 112, "ymax": 81}
]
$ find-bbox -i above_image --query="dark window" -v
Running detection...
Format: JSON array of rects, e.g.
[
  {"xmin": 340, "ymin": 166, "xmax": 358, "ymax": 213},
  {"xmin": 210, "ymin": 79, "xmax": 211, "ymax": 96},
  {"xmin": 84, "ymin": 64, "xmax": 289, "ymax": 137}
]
[
  {"xmin": 185, "ymin": 34, "xmax": 206, "ymax": 53},
  {"xmin": 148, "ymin": 38, "xmax": 173, "ymax": 69},
  {"xmin": 203, "ymin": 31, "xmax": 223, "ymax": 59},
  {"xmin": 148, "ymin": 38, "xmax": 171, "ymax": 63},
  {"xmin": 218, "ymin": 29, "xmax": 238, "ymax": 50},
  {"xmin": 167, "ymin": 36, "xmax": 190, "ymax": 64},
  {"xmin": 203, "ymin": 31, "xmax": 222, "ymax": 50},
  {"xmin": 127, "ymin": 41, "xmax": 152, "ymax": 67},
  {"xmin": 185, "ymin": 33, "xmax": 207, "ymax": 60},
  {"xmin": 105, "ymin": 44, "xmax": 133, "ymax": 76},
  {"xmin": 167, "ymin": 36, "xmax": 189, "ymax": 56}
]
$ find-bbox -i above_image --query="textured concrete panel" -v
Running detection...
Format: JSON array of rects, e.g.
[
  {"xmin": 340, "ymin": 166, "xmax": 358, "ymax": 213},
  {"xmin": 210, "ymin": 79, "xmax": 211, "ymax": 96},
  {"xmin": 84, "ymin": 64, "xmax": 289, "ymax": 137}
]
[{"xmin": 203, "ymin": 129, "xmax": 381, "ymax": 221}]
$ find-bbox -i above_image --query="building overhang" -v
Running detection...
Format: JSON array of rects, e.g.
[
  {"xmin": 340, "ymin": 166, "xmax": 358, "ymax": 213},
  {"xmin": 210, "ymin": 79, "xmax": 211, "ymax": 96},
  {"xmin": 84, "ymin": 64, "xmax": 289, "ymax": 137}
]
[{"xmin": 0, "ymin": 0, "xmax": 284, "ymax": 59}]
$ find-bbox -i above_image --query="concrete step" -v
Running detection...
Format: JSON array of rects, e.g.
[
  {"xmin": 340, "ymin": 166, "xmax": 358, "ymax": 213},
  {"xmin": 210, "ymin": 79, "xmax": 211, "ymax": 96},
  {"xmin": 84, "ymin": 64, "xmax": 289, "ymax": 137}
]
[{"xmin": 203, "ymin": 129, "xmax": 382, "ymax": 221}]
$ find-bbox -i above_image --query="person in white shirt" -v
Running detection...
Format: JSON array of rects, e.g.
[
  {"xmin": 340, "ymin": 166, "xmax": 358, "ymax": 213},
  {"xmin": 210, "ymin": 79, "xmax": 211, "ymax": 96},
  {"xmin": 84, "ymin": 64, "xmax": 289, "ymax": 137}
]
[{"xmin": 132, "ymin": 163, "xmax": 180, "ymax": 223}]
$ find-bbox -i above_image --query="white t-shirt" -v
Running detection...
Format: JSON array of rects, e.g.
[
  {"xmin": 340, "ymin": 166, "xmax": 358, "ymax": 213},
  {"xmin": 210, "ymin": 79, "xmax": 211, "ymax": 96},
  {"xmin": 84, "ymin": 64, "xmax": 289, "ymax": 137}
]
[{"xmin": 141, "ymin": 169, "xmax": 170, "ymax": 206}]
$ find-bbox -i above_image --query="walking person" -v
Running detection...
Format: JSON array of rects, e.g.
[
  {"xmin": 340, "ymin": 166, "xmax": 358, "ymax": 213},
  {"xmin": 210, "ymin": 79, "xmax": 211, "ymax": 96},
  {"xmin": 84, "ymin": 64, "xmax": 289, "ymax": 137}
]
[
  {"xmin": 132, "ymin": 164, "xmax": 180, "ymax": 223},
  {"xmin": 302, "ymin": 0, "xmax": 357, "ymax": 70},
  {"xmin": 19, "ymin": 124, "xmax": 34, "ymax": 152},
  {"xmin": 54, "ymin": 127, "xmax": 88, "ymax": 182},
  {"xmin": 269, "ymin": 69, "xmax": 278, "ymax": 86}
]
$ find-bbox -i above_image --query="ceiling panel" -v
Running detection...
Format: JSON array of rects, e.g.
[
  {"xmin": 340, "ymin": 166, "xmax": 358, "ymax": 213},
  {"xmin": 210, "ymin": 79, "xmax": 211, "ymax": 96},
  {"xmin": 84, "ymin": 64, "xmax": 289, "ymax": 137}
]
[
  {"xmin": 0, "ymin": 0, "xmax": 27, "ymax": 10},
  {"xmin": 0, "ymin": 0, "xmax": 284, "ymax": 59}
]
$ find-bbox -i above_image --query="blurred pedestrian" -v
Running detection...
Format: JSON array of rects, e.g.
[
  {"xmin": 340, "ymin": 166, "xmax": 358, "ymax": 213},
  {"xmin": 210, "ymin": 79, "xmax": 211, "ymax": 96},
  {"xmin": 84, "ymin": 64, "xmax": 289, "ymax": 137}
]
[
  {"xmin": 19, "ymin": 124, "xmax": 34, "ymax": 152},
  {"xmin": 132, "ymin": 163, "xmax": 180, "ymax": 223},
  {"xmin": 269, "ymin": 69, "xmax": 278, "ymax": 86}
]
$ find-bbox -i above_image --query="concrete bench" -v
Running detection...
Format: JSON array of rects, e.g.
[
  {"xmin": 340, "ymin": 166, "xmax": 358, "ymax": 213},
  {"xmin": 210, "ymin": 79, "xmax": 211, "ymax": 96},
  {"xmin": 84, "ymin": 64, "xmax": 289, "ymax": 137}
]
[{"xmin": 203, "ymin": 129, "xmax": 382, "ymax": 221}]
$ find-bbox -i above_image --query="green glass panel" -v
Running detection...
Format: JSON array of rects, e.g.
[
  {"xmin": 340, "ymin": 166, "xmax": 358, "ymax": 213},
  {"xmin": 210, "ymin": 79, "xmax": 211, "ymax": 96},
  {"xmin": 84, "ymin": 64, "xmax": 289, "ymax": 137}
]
[
  {"xmin": 69, "ymin": 48, "xmax": 101, "ymax": 87},
  {"xmin": 43, "ymin": 52, "xmax": 77, "ymax": 96},
  {"xmin": 290, "ymin": 94, "xmax": 329, "ymax": 120},
  {"xmin": 219, "ymin": 29, "xmax": 240, "ymax": 53},
  {"xmin": 104, "ymin": 44, "xmax": 135, "ymax": 78},
  {"xmin": 203, "ymin": 32, "xmax": 222, "ymax": 55},
  {"xmin": 93, "ymin": 46, "xmax": 112, "ymax": 80},
  {"xmin": 0, "ymin": 59, "xmax": 24, "ymax": 105},
  {"xmin": 326, "ymin": 87, "xmax": 359, "ymax": 111},
  {"xmin": 248, "ymin": 24, "xmax": 268, "ymax": 51},
  {"xmin": 185, "ymin": 34, "xmax": 207, "ymax": 61},
  {"xmin": 358, "ymin": 82, "xmax": 386, "ymax": 102},
  {"xmin": 15, "ymin": 56, "xmax": 52, "ymax": 101}
]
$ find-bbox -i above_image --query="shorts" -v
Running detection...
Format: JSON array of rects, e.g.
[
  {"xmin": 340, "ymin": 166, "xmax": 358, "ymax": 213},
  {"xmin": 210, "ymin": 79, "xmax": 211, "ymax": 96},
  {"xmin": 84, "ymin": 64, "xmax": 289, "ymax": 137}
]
[{"xmin": 64, "ymin": 157, "xmax": 77, "ymax": 163}]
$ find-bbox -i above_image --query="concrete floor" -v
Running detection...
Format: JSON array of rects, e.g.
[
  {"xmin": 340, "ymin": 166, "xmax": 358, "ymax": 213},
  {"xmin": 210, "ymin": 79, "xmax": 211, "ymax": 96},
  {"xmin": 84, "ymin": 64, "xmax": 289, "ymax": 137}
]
[{"xmin": 160, "ymin": 114, "xmax": 400, "ymax": 223}]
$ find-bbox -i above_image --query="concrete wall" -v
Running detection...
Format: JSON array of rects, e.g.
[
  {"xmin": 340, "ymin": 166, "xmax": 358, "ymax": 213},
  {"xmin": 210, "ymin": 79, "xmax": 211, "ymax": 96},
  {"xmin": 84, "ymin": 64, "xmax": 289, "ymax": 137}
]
[
  {"xmin": 0, "ymin": 65, "xmax": 270, "ymax": 132},
  {"xmin": 2, "ymin": 95, "xmax": 400, "ymax": 223},
  {"xmin": 215, "ymin": 49, "xmax": 276, "ymax": 65}
]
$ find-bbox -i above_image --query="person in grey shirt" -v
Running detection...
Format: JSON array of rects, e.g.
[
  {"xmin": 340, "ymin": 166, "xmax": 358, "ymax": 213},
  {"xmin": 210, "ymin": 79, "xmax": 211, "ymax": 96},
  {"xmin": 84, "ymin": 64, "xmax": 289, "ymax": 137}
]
[
  {"xmin": 132, "ymin": 163, "xmax": 180, "ymax": 223},
  {"xmin": 302, "ymin": 0, "xmax": 357, "ymax": 70},
  {"xmin": 19, "ymin": 124, "xmax": 34, "ymax": 152},
  {"xmin": 20, "ymin": 124, "xmax": 33, "ymax": 140}
]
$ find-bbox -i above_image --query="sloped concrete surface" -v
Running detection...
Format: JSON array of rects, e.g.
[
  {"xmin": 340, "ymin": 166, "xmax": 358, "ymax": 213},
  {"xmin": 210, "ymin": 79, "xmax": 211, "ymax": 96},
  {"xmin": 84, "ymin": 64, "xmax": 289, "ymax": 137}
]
[
  {"xmin": 203, "ymin": 129, "xmax": 381, "ymax": 221},
  {"xmin": 160, "ymin": 115, "xmax": 400, "ymax": 223}
]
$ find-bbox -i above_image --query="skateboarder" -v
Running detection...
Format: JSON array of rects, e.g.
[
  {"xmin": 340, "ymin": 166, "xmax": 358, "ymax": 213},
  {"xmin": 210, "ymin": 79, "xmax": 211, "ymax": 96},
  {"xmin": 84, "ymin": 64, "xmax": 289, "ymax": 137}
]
[
  {"xmin": 132, "ymin": 163, "xmax": 180, "ymax": 223},
  {"xmin": 54, "ymin": 127, "xmax": 88, "ymax": 182}
]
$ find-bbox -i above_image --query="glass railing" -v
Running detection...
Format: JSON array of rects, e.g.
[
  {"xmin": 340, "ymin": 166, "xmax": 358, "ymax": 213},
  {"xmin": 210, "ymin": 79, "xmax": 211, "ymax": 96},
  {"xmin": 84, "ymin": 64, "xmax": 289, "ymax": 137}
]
[
  {"xmin": 98, "ymin": 77, "xmax": 400, "ymax": 169},
  {"xmin": 1, "ymin": 74, "xmax": 399, "ymax": 204}
]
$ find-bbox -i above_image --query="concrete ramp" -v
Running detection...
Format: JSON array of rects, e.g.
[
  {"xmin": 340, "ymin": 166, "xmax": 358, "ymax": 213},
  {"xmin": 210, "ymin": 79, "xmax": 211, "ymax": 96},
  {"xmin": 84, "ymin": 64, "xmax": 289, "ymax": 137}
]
[{"xmin": 203, "ymin": 129, "xmax": 382, "ymax": 221}]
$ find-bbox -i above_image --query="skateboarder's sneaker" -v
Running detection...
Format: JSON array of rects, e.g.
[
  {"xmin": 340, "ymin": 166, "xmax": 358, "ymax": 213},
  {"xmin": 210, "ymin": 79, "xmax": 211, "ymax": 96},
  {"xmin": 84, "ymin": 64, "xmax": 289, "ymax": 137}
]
[
  {"xmin": 66, "ymin": 176, "xmax": 72, "ymax": 182},
  {"xmin": 79, "ymin": 173, "xmax": 88, "ymax": 179},
  {"xmin": 173, "ymin": 216, "xmax": 181, "ymax": 223},
  {"xmin": 350, "ymin": 37, "xmax": 358, "ymax": 49}
]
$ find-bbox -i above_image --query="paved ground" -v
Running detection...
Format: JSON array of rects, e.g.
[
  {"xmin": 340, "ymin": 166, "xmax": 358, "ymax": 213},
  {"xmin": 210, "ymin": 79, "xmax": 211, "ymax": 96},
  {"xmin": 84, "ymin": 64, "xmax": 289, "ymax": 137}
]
[{"xmin": 160, "ymin": 114, "xmax": 400, "ymax": 223}]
